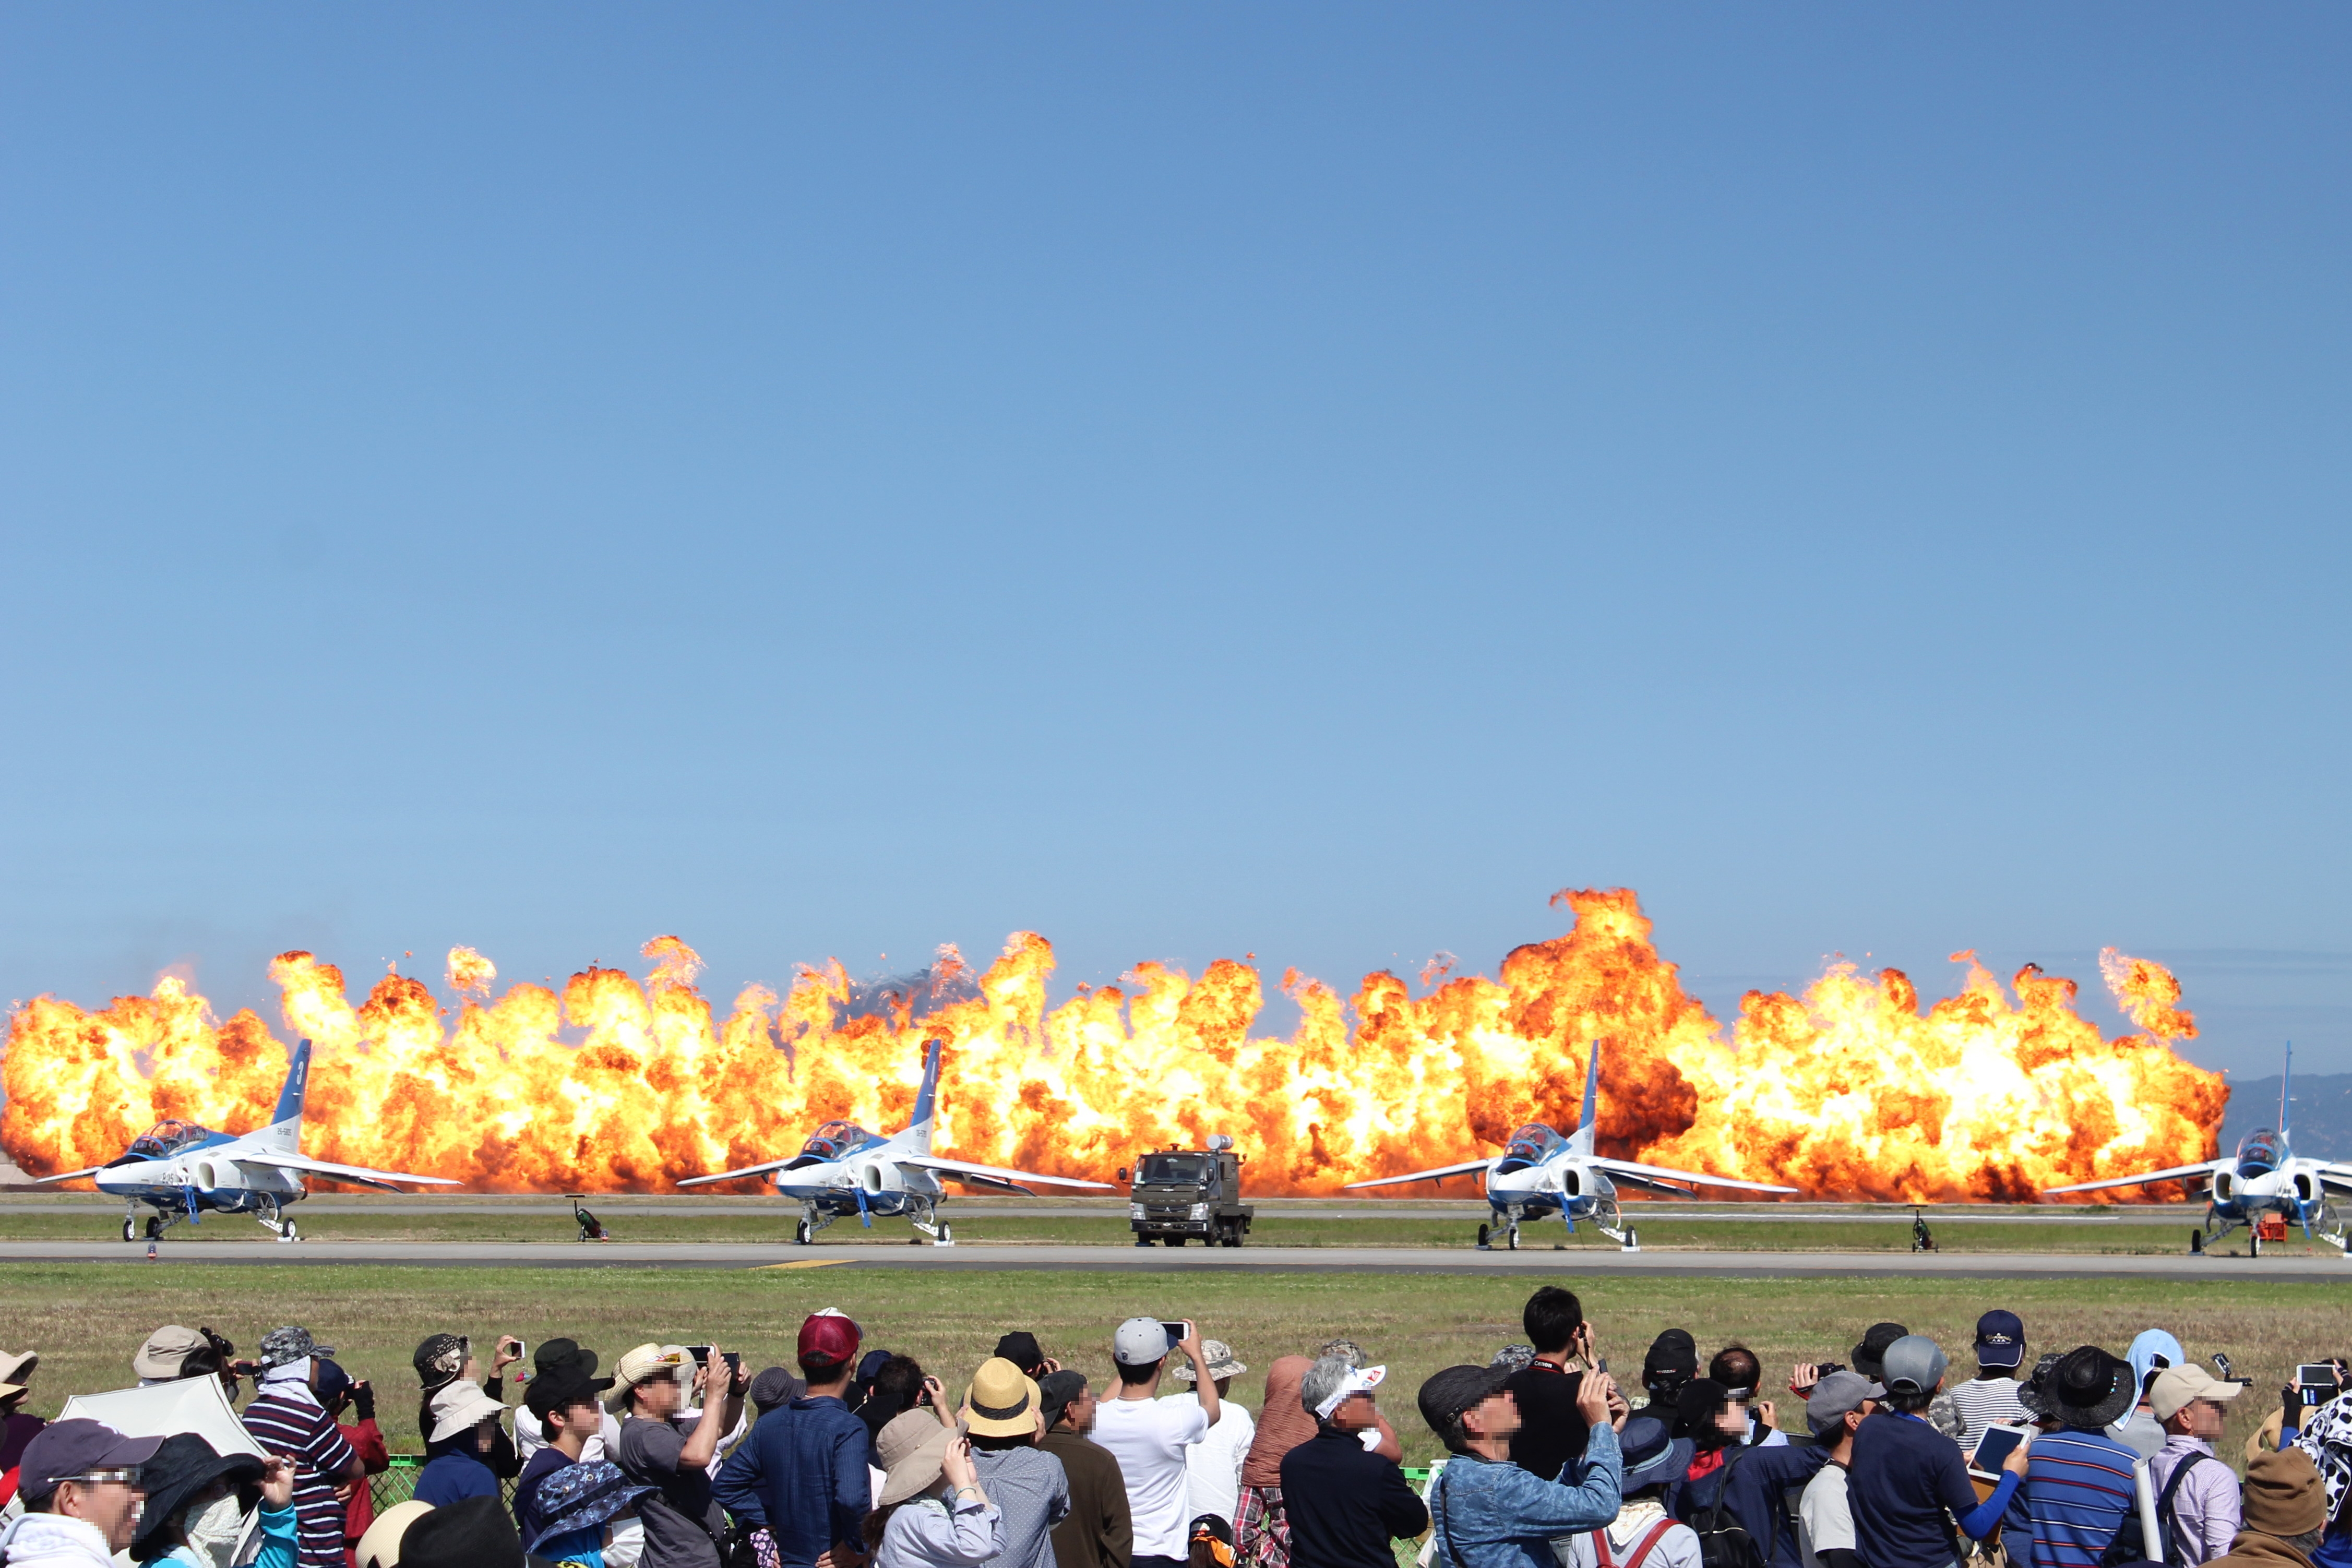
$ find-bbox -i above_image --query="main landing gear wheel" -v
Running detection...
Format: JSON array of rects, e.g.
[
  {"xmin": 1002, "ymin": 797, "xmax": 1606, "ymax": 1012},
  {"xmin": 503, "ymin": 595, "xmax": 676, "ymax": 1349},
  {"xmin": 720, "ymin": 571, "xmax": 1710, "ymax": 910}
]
[
  {"xmin": 938, "ymin": 1224, "xmax": 952, "ymax": 1245},
  {"xmin": 1476, "ymin": 1223, "xmax": 1491, "ymax": 1251},
  {"xmin": 2190, "ymin": 1229, "xmax": 2204, "ymax": 1255},
  {"xmin": 2251, "ymin": 1232, "xmax": 2262, "ymax": 1259},
  {"xmin": 1623, "ymin": 1228, "xmax": 1639, "ymax": 1251},
  {"xmin": 1507, "ymin": 1224, "xmax": 1521, "ymax": 1251},
  {"xmin": 795, "ymin": 1218, "xmax": 813, "ymax": 1246}
]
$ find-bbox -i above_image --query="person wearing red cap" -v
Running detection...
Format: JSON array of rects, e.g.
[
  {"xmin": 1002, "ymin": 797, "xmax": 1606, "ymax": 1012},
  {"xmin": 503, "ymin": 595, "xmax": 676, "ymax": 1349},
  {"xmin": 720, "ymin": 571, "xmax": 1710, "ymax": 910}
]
[{"xmin": 718, "ymin": 1311, "xmax": 878, "ymax": 1568}]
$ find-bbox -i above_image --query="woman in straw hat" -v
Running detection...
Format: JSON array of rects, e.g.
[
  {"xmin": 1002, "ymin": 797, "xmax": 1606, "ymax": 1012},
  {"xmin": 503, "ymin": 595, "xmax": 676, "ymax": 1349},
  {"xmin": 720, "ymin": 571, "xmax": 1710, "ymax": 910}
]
[{"xmin": 863, "ymin": 1405, "xmax": 1005, "ymax": 1568}]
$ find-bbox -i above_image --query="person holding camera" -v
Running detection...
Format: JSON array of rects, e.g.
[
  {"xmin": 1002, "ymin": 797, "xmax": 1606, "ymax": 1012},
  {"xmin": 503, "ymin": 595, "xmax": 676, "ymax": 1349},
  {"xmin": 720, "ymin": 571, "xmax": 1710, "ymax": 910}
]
[
  {"xmin": 1418, "ymin": 1361, "xmax": 1625, "ymax": 1568},
  {"xmin": 611, "ymin": 1341, "xmax": 750, "ymax": 1568},
  {"xmin": 1095, "ymin": 1320, "xmax": 1223, "ymax": 1568},
  {"xmin": 1505, "ymin": 1289, "xmax": 1629, "ymax": 1485}
]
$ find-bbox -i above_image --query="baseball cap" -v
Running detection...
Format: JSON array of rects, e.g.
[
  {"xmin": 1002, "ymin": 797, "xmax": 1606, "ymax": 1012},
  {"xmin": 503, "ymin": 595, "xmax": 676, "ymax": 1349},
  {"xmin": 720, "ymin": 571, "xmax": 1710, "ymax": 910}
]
[
  {"xmin": 526, "ymin": 1360, "xmax": 615, "ymax": 1421},
  {"xmin": 798, "ymin": 1311, "xmax": 862, "ymax": 1370},
  {"xmin": 1417, "ymin": 1364, "xmax": 1512, "ymax": 1453},
  {"xmin": 1643, "ymin": 1329, "xmax": 1698, "ymax": 1391},
  {"xmin": 2150, "ymin": 1364, "xmax": 2244, "ymax": 1423},
  {"xmin": 314, "ymin": 1359, "xmax": 355, "ymax": 1404},
  {"xmin": 1852, "ymin": 1323, "xmax": 1909, "ymax": 1379},
  {"xmin": 134, "ymin": 1327, "xmax": 209, "ymax": 1382},
  {"xmin": 1805, "ymin": 1370, "xmax": 1887, "ymax": 1436},
  {"xmin": 17, "ymin": 1418, "xmax": 164, "ymax": 1501},
  {"xmin": 1038, "ymin": 1369, "xmax": 1089, "ymax": 1429},
  {"xmin": 1974, "ymin": 1311, "xmax": 2025, "ymax": 1370},
  {"xmin": 605, "ymin": 1344, "xmax": 687, "ymax": 1412},
  {"xmin": 1115, "ymin": 1317, "xmax": 1173, "ymax": 1365},
  {"xmin": 259, "ymin": 1325, "xmax": 332, "ymax": 1369},
  {"xmin": 1881, "ymin": 1336, "xmax": 1949, "ymax": 1395}
]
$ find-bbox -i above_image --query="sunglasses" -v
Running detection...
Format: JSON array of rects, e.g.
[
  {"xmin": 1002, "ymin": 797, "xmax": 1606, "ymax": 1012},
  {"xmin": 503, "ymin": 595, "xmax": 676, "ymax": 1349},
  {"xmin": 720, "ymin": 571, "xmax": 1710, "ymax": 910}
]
[{"xmin": 67, "ymin": 1468, "xmax": 141, "ymax": 1487}]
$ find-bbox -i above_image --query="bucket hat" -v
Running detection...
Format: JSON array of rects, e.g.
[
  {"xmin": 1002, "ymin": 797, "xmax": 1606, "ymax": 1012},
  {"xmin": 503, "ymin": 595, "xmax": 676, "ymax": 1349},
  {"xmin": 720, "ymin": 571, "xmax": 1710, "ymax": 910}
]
[
  {"xmin": 128, "ymin": 1434, "xmax": 265, "ymax": 1563},
  {"xmin": 874, "ymin": 1408, "xmax": 960, "ymax": 1506},
  {"xmin": 1619, "ymin": 1416, "xmax": 1695, "ymax": 1490},
  {"xmin": 522, "ymin": 1460, "xmax": 658, "ymax": 1553}
]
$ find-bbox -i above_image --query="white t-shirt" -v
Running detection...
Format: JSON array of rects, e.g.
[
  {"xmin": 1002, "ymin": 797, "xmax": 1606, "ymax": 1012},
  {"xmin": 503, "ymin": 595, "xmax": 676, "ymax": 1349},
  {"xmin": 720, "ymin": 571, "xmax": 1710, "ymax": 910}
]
[
  {"xmin": 1093, "ymin": 1393, "xmax": 1211, "ymax": 1557},
  {"xmin": 1798, "ymin": 1463, "xmax": 1853, "ymax": 1568},
  {"xmin": 1167, "ymin": 1395, "xmax": 1255, "ymax": 1527}
]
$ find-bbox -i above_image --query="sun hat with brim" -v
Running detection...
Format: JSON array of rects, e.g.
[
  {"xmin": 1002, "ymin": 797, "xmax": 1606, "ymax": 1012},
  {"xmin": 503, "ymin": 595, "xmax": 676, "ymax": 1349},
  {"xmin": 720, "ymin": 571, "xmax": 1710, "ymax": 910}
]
[
  {"xmin": 605, "ymin": 1343, "xmax": 687, "ymax": 1413},
  {"xmin": 1852, "ymin": 1323, "xmax": 1909, "ymax": 1380},
  {"xmin": 1619, "ymin": 1416, "xmax": 1694, "ymax": 1490},
  {"xmin": 523, "ymin": 1459, "xmax": 659, "ymax": 1553},
  {"xmin": 134, "ymin": 1328, "xmax": 211, "ymax": 1382},
  {"xmin": 963, "ymin": 1358, "xmax": 1043, "ymax": 1438},
  {"xmin": 2049, "ymin": 1346, "xmax": 2136, "ymax": 1431},
  {"xmin": 1169, "ymin": 1340, "xmax": 1247, "ymax": 1384},
  {"xmin": 259, "ymin": 1326, "xmax": 332, "ymax": 1370},
  {"xmin": 0, "ymin": 1349, "xmax": 39, "ymax": 1391},
  {"xmin": 427, "ymin": 1380, "xmax": 508, "ymax": 1444},
  {"xmin": 526, "ymin": 1362, "xmax": 615, "ymax": 1422},
  {"xmin": 403, "ymin": 1493, "xmax": 523, "ymax": 1568},
  {"xmin": 2016, "ymin": 1352, "xmax": 2064, "ymax": 1421},
  {"xmin": 357, "ymin": 1499, "xmax": 434, "ymax": 1568},
  {"xmin": 1416, "ymin": 1364, "xmax": 1512, "ymax": 1452},
  {"xmin": 128, "ymin": 1434, "xmax": 265, "ymax": 1563},
  {"xmin": 875, "ymin": 1408, "xmax": 960, "ymax": 1506},
  {"xmin": 533, "ymin": 1338, "xmax": 598, "ymax": 1378}
]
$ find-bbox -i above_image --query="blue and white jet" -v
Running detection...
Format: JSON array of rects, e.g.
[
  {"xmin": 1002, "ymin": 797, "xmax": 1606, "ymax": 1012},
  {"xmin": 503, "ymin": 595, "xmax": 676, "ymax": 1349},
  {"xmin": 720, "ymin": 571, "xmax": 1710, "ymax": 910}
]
[
  {"xmin": 676, "ymin": 1039, "xmax": 1113, "ymax": 1244},
  {"xmin": 33, "ymin": 1039, "xmax": 459, "ymax": 1243},
  {"xmin": 1343, "ymin": 1042, "xmax": 1796, "ymax": 1250},
  {"xmin": 2044, "ymin": 1045, "xmax": 2352, "ymax": 1258}
]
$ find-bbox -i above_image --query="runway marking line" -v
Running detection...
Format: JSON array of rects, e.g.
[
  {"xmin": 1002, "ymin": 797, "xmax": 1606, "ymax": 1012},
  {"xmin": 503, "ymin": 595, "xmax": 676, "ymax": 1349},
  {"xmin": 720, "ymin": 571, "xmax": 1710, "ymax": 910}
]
[{"xmin": 752, "ymin": 1259, "xmax": 852, "ymax": 1271}]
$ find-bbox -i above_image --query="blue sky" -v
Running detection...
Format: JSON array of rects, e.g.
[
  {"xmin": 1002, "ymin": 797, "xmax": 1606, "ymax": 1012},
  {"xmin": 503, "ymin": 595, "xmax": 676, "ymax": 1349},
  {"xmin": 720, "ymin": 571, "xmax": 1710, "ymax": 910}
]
[{"xmin": 3, "ymin": 7, "xmax": 2345, "ymax": 1078}]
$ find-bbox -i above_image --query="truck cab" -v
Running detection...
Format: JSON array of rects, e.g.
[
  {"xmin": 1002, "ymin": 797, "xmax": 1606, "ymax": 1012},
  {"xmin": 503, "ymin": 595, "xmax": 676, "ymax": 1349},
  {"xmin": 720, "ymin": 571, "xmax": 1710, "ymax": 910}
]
[{"xmin": 1123, "ymin": 1135, "xmax": 1253, "ymax": 1247}]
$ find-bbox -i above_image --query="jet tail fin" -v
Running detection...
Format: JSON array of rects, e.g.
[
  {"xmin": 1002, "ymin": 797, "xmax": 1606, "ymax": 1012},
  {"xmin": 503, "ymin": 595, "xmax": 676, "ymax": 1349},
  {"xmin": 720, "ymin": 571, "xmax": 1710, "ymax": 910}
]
[
  {"xmin": 903, "ymin": 1038, "xmax": 942, "ymax": 1155},
  {"xmin": 1566, "ymin": 1040, "xmax": 1601, "ymax": 1157},
  {"xmin": 255, "ymin": 1040, "xmax": 312, "ymax": 1151}
]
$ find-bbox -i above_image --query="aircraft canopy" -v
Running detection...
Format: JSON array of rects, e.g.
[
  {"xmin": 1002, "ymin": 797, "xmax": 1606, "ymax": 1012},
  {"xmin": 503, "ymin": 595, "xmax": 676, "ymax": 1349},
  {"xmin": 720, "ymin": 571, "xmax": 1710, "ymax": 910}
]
[
  {"xmin": 2237, "ymin": 1128, "xmax": 2285, "ymax": 1174},
  {"xmin": 125, "ymin": 1120, "xmax": 211, "ymax": 1159},
  {"xmin": 800, "ymin": 1121, "xmax": 870, "ymax": 1161},
  {"xmin": 1504, "ymin": 1124, "xmax": 1564, "ymax": 1164}
]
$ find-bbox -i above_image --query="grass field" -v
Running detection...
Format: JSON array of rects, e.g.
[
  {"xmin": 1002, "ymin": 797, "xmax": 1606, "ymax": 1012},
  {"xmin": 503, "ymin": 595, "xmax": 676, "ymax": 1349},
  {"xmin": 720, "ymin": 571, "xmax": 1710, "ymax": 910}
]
[{"xmin": 0, "ymin": 1264, "xmax": 2333, "ymax": 1470}]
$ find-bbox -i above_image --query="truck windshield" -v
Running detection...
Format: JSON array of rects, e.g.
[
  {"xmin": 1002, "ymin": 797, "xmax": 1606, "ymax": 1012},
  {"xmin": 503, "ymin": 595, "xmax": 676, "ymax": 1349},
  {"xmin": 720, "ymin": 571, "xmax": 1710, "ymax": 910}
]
[{"xmin": 1140, "ymin": 1154, "xmax": 1209, "ymax": 1184}]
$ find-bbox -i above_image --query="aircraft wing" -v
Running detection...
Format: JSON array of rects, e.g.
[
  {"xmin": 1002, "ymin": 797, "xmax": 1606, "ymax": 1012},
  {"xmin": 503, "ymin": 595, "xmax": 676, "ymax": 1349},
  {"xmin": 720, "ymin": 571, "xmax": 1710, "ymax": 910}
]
[
  {"xmin": 676, "ymin": 1159, "xmax": 799, "ymax": 1188},
  {"xmin": 1343, "ymin": 1158, "xmax": 1493, "ymax": 1191},
  {"xmin": 2041, "ymin": 1160, "xmax": 2220, "ymax": 1196},
  {"xmin": 1602, "ymin": 1168, "xmax": 1698, "ymax": 1198},
  {"xmin": 28, "ymin": 1166, "xmax": 109, "ymax": 1185},
  {"xmin": 895, "ymin": 1155, "xmax": 1115, "ymax": 1190},
  {"xmin": 1591, "ymin": 1157, "xmax": 1799, "ymax": 1195},
  {"xmin": 227, "ymin": 1150, "xmax": 461, "ymax": 1191}
]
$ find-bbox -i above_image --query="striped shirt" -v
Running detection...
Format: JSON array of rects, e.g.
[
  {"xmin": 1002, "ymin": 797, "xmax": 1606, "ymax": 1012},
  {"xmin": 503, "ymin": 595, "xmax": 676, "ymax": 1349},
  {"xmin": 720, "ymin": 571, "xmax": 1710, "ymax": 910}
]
[
  {"xmin": 244, "ymin": 1390, "xmax": 360, "ymax": 1568},
  {"xmin": 1944, "ymin": 1378, "xmax": 2028, "ymax": 1452},
  {"xmin": 2023, "ymin": 1428, "xmax": 2138, "ymax": 1568}
]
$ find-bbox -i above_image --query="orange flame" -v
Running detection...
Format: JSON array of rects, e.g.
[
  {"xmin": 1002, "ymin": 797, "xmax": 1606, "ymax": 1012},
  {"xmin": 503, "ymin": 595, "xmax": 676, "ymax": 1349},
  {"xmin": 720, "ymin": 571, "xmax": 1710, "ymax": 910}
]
[{"xmin": 0, "ymin": 890, "xmax": 2225, "ymax": 1198}]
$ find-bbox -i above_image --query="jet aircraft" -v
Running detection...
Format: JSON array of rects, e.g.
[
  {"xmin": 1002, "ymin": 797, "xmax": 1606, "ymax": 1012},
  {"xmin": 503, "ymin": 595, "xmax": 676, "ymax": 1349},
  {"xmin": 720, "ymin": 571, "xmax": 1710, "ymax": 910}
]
[
  {"xmin": 33, "ymin": 1040, "xmax": 459, "ymax": 1242},
  {"xmin": 2044, "ymin": 1045, "xmax": 2352, "ymax": 1257},
  {"xmin": 1343, "ymin": 1042, "xmax": 1797, "ymax": 1249},
  {"xmin": 677, "ymin": 1039, "xmax": 1113, "ymax": 1243}
]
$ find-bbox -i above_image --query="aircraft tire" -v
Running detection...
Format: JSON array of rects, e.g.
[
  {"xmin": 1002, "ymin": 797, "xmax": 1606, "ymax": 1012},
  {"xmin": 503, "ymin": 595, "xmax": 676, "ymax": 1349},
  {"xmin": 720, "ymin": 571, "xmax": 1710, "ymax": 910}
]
[
  {"xmin": 145, "ymin": 1217, "xmax": 163, "ymax": 1241},
  {"xmin": 122, "ymin": 1218, "xmax": 136, "ymax": 1243},
  {"xmin": 1507, "ymin": 1227, "xmax": 1519, "ymax": 1251},
  {"xmin": 2190, "ymin": 1229, "xmax": 2202, "ymax": 1255},
  {"xmin": 1477, "ymin": 1223, "xmax": 1490, "ymax": 1250},
  {"xmin": 2251, "ymin": 1233, "xmax": 2262, "ymax": 1259},
  {"xmin": 940, "ymin": 1224, "xmax": 952, "ymax": 1244},
  {"xmin": 280, "ymin": 1220, "xmax": 297, "ymax": 1242},
  {"xmin": 795, "ymin": 1218, "xmax": 812, "ymax": 1246}
]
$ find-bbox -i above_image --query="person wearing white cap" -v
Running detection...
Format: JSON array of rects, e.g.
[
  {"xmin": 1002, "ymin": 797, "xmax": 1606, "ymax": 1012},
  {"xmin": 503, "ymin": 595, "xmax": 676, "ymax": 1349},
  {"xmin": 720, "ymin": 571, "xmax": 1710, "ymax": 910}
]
[
  {"xmin": 1093, "ymin": 1319, "xmax": 1224, "ymax": 1568},
  {"xmin": 2150, "ymin": 1365, "xmax": 2246, "ymax": 1564},
  {"xmin": 1278, "ymin": 1357, "xmax": 1426, "ymax": 1568},
  {"xmin": 413, "ymin": 1380, "xmax": 508, "ymax": 1507}
]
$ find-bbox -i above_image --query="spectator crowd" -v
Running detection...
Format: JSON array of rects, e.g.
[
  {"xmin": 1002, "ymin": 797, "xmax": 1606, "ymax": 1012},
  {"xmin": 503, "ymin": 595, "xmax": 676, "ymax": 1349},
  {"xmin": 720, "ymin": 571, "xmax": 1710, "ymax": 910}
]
[{"xmin": 0, "ymin": 1290, "xmax": 2342, "ymax": 1568}]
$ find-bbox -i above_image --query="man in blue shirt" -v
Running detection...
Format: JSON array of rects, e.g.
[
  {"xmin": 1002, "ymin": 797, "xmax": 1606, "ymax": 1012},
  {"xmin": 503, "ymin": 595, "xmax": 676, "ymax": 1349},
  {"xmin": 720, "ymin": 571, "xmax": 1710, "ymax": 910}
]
[
  {"xmin": 714, "ymin": 1312, "xmax": 875, "ymax": 1568},
  {"xmin": 1418, "ymin": 1362, "xmax": 1625, "ymax": 1568},
  {"xmin": 1667, "ymin": 1379, "xmax": 1825, "ymax": 1568},
  {"xmin": 2021, "ymin": 1347, "xmax": 2142, "ymax": 1568},
  {"xmin": 1848, "ymin": 1336, "xmax": 2024, "ymax": 1568}
]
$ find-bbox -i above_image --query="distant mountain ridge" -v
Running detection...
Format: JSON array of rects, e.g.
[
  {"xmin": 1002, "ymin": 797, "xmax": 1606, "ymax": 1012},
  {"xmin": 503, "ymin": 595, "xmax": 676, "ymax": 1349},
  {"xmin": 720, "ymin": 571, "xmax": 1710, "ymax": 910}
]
[{"xmin": 2219, "ymin": 1073, "xmax": 2352, "ymax": 1163}]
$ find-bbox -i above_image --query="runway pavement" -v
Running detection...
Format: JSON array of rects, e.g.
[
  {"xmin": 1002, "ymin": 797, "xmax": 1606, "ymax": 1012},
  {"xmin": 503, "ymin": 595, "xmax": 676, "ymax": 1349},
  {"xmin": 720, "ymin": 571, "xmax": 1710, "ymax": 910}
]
[{"xmin": 0, "ymin": 1237, "xmax": 2337, "ymax": 1279}]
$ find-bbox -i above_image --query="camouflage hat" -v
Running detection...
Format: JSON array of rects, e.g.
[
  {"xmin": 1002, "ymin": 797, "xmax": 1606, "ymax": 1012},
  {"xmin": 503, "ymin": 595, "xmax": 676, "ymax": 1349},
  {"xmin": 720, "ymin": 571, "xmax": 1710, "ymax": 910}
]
[
  {"xmin": 259, "ymin": 1326, "xmax": 332, "ymax": 1369},
  {"xmin": 1316, "ymin": 1339, "xmax": 1368, "ymax": 1369},
  {"xmin": 1489, "ymin": 1344, "xmax": 1538, "ymax": 1375}
]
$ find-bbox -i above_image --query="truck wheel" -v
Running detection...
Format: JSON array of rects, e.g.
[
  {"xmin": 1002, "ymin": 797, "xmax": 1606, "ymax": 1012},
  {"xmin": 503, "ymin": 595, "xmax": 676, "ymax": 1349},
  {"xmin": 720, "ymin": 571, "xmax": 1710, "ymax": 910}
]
[
  {"xmin": 1135, "ymin": 1234, "xmax": 1151, "ymax": 1247},
  {"xmin": 1169, "ymin": 1236, "xmax": 1186, "ymax": 1247}
]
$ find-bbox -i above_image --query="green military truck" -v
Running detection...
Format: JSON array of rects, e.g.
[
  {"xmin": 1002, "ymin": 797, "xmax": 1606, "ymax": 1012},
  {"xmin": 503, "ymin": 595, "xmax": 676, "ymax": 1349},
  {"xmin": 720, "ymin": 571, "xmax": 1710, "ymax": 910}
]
[{"xmin": 1121, "ymin": 1134, "xmax": 1255, "ymax": 1247}]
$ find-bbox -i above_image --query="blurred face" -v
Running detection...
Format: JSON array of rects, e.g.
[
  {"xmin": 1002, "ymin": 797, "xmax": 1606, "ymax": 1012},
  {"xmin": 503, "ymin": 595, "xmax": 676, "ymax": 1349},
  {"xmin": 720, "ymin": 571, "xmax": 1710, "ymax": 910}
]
[
  {"xmin": 1065, "ymin": 1387, "xmax": 1098, "ymax": 1433},
  {"xmin": 552, "ymin": 1397, "xmax": 603, "ymax": 1436},
  {"xmin": 1332, "ymin": 1392, "xmax": 1379, "ymax": 1433},
  {"xmin": 2181, "ymin": 1398, "xmax": 2227, "ymax": 1442},
  {"xmin": 53, "ymin": 1476, "xmax": 147, "ymax": 1550},
  {"xmin": 1714, "ymin": 1402, "xmax": 1747, "ymax": 1440},
  {"xmin": 1462, "ymin": 1390, "xmax": 1521, "ymax": 1444},
  {"xmin": 633, "ymin": 1371, "xmax": 682, "ymax": 1420},
  {"xmin": 474, "ymin": 1417, "xmax": 499, "ymax": 1454}
]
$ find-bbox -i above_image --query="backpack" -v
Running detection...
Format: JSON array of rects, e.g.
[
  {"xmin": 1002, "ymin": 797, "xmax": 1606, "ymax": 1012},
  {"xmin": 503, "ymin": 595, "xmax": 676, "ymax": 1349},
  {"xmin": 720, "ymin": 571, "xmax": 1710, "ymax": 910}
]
[{"xmin": 1689, "ymin": 1450, "xmax": 1769, "ymax": 1568}]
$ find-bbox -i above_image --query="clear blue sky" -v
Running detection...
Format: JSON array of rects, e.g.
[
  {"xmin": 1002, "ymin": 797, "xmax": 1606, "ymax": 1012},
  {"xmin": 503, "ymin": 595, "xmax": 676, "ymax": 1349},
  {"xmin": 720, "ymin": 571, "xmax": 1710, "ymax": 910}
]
[{"xmin": 4, "ymin": 7, "xmax": 2346, "ymax": 1078}]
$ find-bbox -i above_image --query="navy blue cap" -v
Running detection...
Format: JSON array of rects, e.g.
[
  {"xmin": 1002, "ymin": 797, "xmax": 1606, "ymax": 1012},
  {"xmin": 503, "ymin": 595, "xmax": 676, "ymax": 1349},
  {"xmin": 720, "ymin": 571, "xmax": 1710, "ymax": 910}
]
[{"xmin": 1974, "ymin": 1310, "xmax": 2025, "ymax": 1370}]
